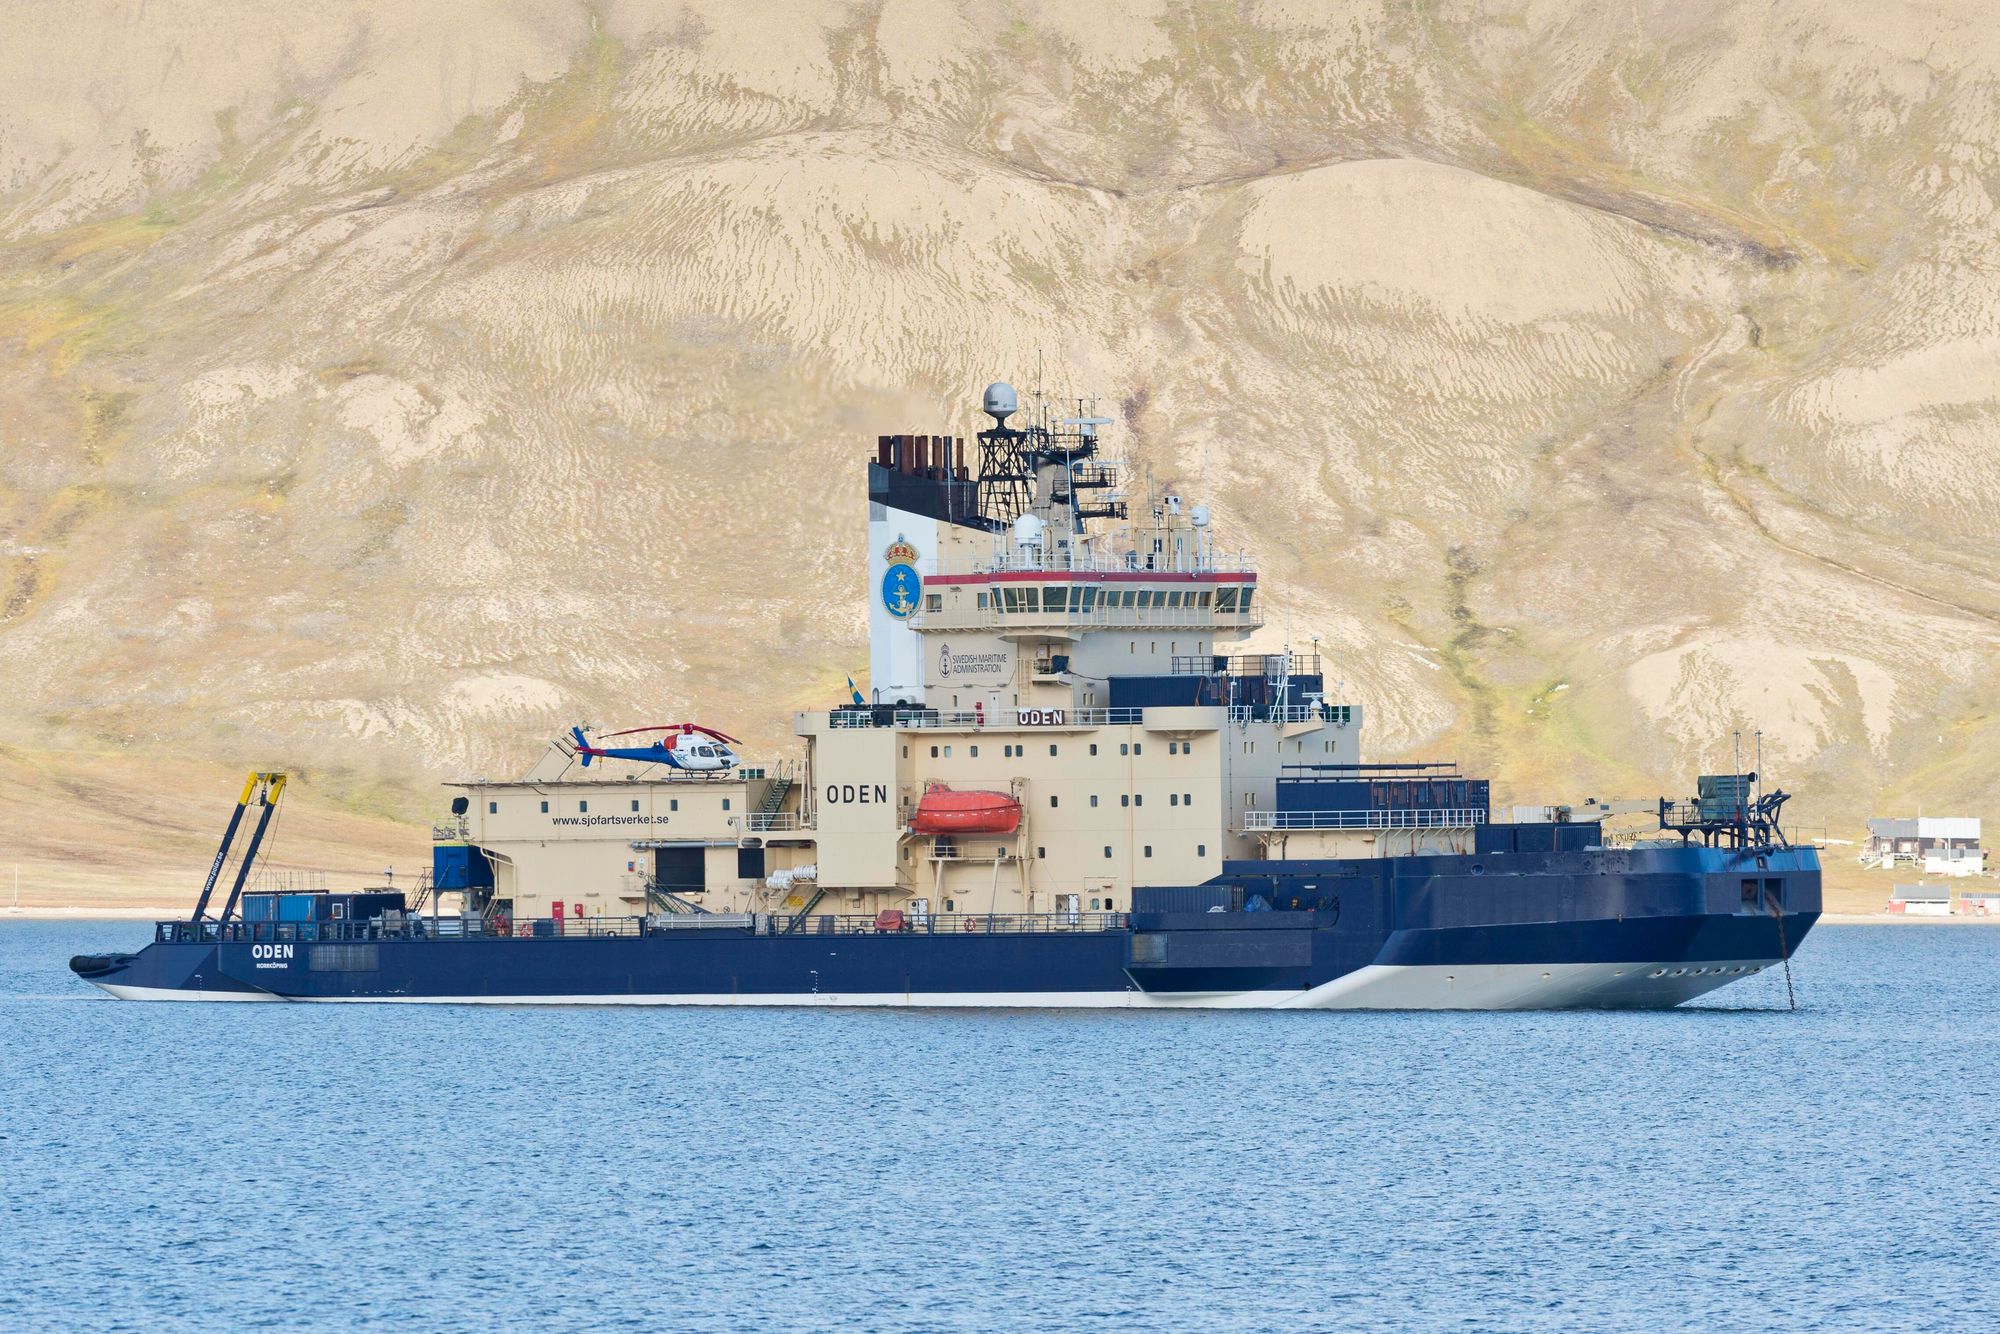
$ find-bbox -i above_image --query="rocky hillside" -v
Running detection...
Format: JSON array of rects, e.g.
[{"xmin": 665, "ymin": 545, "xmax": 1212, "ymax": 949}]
[{"xmin": 3, "ymin": 1, "xmax": 1998, "ymax": 897}]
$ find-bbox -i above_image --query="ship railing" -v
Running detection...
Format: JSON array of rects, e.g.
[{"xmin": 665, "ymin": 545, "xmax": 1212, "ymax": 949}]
[
  {"xmin": 1241, "ymin": 807, "xmax": 1490, "ymax": 831},
  {"xmin": 770, "ymin": 911, "xmax": 1129, "ymax": 936},
  {"xmin": 1227, "ymin": 704, "xmax": 1352, "ymax": 726},
  {"xmin": 911, "ymin": 606, "xmax": 1261, "ymax": 633},
  {"xmin": 155, "ymin": 909, "xmax": 1133, "ymax": 943},
  {"xmin": 830, "ymin": 707, "xmax": 1150, "ymax": 731},
  {"xmin": 929, "ymin": 552, "xmax": 1256, "ymax": 578},
  {"xmin": 742, "ymin": 812, "xmax": 812, "ymax": 832}
]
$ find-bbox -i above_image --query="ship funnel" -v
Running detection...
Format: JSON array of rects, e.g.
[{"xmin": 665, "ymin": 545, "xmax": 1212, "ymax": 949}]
[{"xmin": 983, "ymin": 381, "xmax": 1018, "ymax": 426}]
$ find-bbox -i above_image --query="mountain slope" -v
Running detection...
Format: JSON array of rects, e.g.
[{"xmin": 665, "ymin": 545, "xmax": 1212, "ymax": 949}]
[{"xmin": 3, "ymin": 1, "xmax": 1998, "ymax": 900}]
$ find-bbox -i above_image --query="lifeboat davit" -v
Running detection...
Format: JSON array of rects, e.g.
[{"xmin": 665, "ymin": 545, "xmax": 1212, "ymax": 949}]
[{"xmin": 909, "ymin": 786, "xmax": 1022, "ymax": 835}]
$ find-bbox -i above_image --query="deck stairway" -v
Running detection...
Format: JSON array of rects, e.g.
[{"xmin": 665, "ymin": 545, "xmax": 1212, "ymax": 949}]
[
  {"xmin": 758, "ymin": 774, "xmax": 794, "ymax": 818},
  {"xmin": 782, "ymin": 884, "xmax": 829, "ymax": 932}
]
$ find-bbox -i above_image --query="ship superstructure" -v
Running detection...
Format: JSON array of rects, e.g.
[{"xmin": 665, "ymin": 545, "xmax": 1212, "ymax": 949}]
[{"xmin": 71, "ymin": 381, "xmax": 1820, "ymax": 1008}]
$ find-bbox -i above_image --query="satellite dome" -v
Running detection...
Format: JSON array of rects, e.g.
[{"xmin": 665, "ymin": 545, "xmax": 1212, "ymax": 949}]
[{"xmin": 983, "ymin": 381, "xmax": 1018, "ymax": 424}]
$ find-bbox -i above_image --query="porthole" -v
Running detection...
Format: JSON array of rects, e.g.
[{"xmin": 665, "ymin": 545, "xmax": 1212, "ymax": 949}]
[
  {"xmin": 1471, "ymin": 863, "xmax": 1484, "ymax": 876},
  {"xmin": 1671, "ymin": 968, "xmax": 1687, "ymax": 977},
  {"xmin": 1649, "ymin": 970, "xmax": 1666, "ymax": 978}
]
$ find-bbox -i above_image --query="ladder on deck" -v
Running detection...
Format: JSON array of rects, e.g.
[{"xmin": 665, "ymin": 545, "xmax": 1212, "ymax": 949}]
[
  {"xmin": 783, "ymin": 884, "xmax": 828, "ymax": 932},
  {"xmin": 759, "ymin": 774, "xmax": 794, "ymax": 816}
]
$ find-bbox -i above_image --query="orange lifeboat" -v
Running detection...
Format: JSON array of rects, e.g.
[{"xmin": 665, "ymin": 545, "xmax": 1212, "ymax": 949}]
[{"xmin": 909, "ymin": 786, "xmax": 1022, "ymax": 835}]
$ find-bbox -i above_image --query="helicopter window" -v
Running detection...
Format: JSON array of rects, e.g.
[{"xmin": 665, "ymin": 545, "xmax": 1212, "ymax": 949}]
[{"xmin": 1216, "ymin": 587, "xmax": 1239, "ymax": 612}]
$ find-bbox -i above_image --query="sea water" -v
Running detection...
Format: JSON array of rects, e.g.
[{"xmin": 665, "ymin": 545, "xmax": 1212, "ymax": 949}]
[{"xmin": 1, "ymin": 921, "xmax": 1995, "ymax": 1332}]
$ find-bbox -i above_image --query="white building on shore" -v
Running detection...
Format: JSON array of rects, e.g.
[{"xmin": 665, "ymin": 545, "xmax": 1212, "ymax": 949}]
[{"xmin": 1864, "ymin": 817, "xmax": 1983, "ymax": 877}]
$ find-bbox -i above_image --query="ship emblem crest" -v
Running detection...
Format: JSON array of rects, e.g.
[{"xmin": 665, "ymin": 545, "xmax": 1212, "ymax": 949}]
[{"xmin": 881, "ymin": 535, "xmax": 921, "ymax": 621}]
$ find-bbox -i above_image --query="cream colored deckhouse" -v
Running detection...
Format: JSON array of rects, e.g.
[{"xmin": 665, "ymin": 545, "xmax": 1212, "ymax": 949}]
[{"xmin": 439, "ymin": 383, "xmax": 1363, "ymax": 923}]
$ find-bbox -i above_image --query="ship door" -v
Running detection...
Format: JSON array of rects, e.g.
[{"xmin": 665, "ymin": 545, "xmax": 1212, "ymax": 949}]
[
  {"xmin": 1056, "ymin": 893, "xmax": 1080, "ymax": 925},
  {"xmin": 654, "ymin": 845, "xmax": 706, "ymax": 897}
]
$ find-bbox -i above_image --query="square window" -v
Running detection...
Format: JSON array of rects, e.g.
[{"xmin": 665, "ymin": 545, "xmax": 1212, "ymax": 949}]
[
  {"xmin": 1197, "ymin": 845, "xmax": 1206, "ymax": 857},
  {"xmin": 1050, "ymin": 795, "xmax": 1059, "ymax": 808},
  {"xmin": 540, "ymin": 801, "xmax": 549, "ymax": 813},
  {"xmin": 931, "ymin": 745, "xmax": 939, "ymax": 757},
  {"xmin": 1089, "ymin": 743, "xmax": 1098, "ymax": 756},
  {"xmin": 1170, "ymin": 794, "xmax": 1179, "ymax": 807},
  {"xmin": 1049, "ymin": 744, "xmax": 1058, "ymax": 756},
  {"xmin": 631, "ymin": 800, "xmax": 640, "ymax": 812},
  {"xmin": 1134, "ymin": 794, "xmax": 1143, "ymax": 807},
  {"xmin": 1104, "ymin": 846, "xmax": 1113, "ymax": 858},
  {"xmin": 1134, "ymin": 744, "xmax": 1142, "ymax": 756},
  {"xmin": 943, "ymin": 745, "xmax": 952, "ymax": 758},
  {"xmin": 579, "ymin": 801, "xmax": 587, "ymax": 812},
  {"xmin": 1184, "ymin": 792, "xmax": 1192, "ymax": 805},
  {"xmin": 488, "ymin": 802, "xmax": 497, "ymax": 814},
  {"xmin": 1037, "ymin": 847, "xmax": 1046, "ymax": 859},
  {"xmin": 1090, "ymin": 795, "xmax": 1099, "ymax": 808},
  {"xmin": 1144, "ymin": 845, "xmax": 1153, "ymax": 858},
  {"xmin": 722, "ymin": 798, "xmax": 731, "ymax": 811},
  {"xmin": 1120, "ymin": 743, "xmax": 1129, "ymax": 756},
  {"xmin": 970, "ymin": 745, "xmax": 979, "ymax": 757},
  {"xmin": 670, "ymin": 799, "xmax": 679, "ymax": 812}
]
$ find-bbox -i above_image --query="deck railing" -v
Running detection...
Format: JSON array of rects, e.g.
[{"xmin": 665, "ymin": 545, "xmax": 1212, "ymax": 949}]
[
  {"xmin": 155, "ymin": 909, "xmax": 1131, "ymax": 945},
  {"xmin": 1242, "ymin": 807, "xmax": 1489, "ymax": 831}
]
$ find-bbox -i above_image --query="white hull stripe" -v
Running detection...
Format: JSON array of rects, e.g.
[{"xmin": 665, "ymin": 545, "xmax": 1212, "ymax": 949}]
[{"xmin": 96, "ymin": 960, "xmax": 1778, "ymax": 1009}]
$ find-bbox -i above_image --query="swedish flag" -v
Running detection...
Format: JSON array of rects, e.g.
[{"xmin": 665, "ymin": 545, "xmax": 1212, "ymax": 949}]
[{"xmin": 847, "ymin": 674, "xmax": 865, "ymax": 706}]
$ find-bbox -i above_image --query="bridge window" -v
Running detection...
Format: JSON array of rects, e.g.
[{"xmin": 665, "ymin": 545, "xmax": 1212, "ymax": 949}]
[
  {"xmin": 1240, "ymin": 589, "xmax": 1255, "ymax": 612},
  {"xmin": 1216, "ymin": 587, "xmax": 1239, "ymax": 612}
]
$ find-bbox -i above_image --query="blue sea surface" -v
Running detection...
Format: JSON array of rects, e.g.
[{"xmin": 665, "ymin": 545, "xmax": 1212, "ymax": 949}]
[{"xmin": 1, "ymin": 920, "xmax": 1995, "ymax": 1332}]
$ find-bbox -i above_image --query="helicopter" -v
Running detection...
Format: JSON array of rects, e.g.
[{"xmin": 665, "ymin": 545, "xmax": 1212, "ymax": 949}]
[{"xmin": 570, "ymin": 724, "xmax": 741, "ymax": 771}]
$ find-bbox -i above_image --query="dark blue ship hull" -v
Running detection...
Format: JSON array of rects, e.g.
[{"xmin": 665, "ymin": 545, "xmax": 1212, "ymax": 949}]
[{"xmin": 74, "ymin": 843, "xmax": 1819, "ymax": 1009}]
